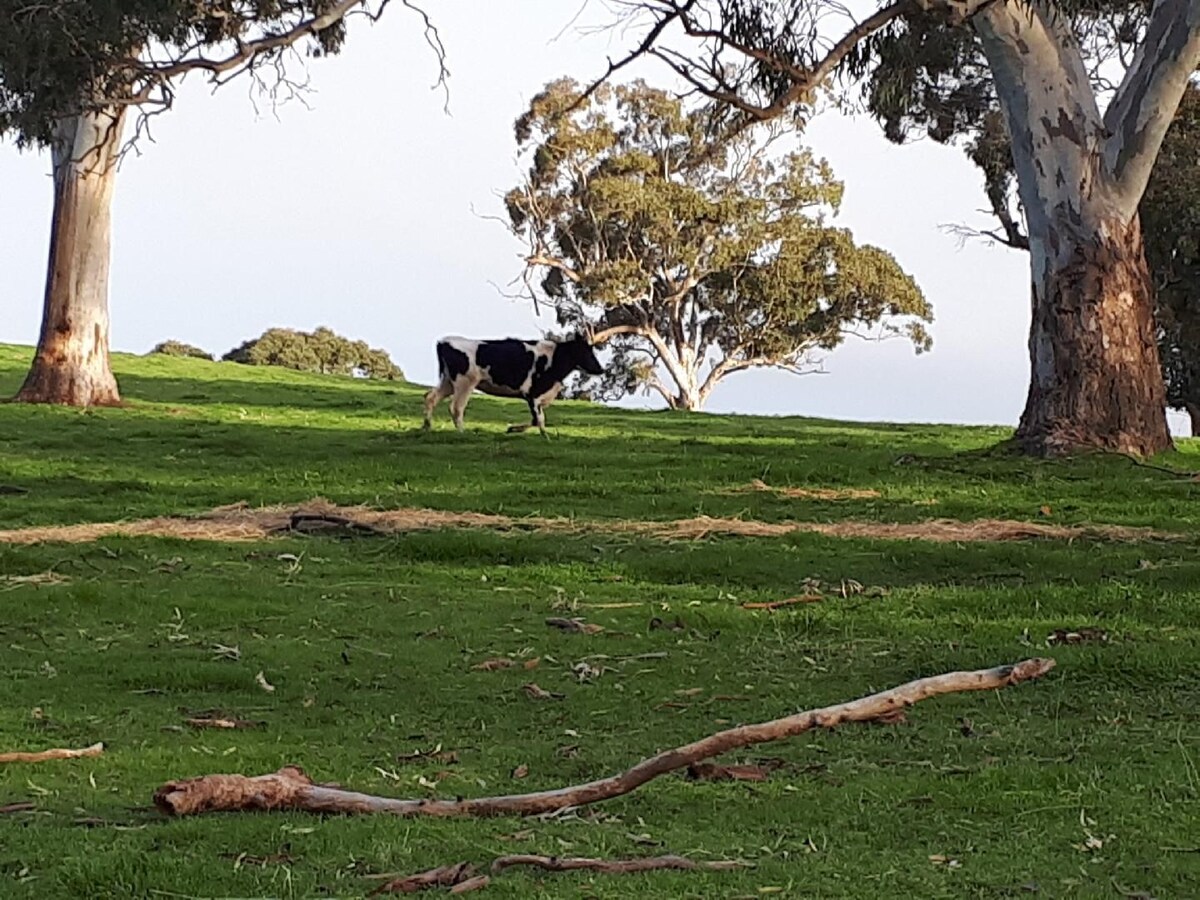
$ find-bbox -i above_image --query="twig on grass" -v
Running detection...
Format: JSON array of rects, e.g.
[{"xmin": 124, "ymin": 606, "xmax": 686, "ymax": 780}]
[
  {"xmin": 741, "ymin": 595, "xmax": 824, "ymax": 610},
  {"xmin": 152, "ymin": 659, "xmax": 1055, "ymax": 818},
  {"xmin": 0, "ymin": 742, "xmax": 104, "ymax": 764}
]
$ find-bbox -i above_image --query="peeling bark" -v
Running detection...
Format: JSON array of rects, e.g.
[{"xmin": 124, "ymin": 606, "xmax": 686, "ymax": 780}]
[
  {"xmin": 16, "ymin": 108, "xmax": 125, "ymax": 407},
  {"xmin": 1015, "ymin": 217, "xmax": 1170, "ymax": 456}
]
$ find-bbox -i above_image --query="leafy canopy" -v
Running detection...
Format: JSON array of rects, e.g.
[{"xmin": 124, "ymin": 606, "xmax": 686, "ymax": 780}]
[
  {"xmin": 0, "ymin": 0, "xmax": 386, "ymax": 147},
  {"xmin": 505, "ymin": 77, "xmax": 931, "ymax": 409}
]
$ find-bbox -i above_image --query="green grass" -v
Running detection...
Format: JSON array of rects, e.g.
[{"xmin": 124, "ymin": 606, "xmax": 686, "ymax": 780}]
[{"xmin": 1, "ymin": 344, "xmax": 1198, "ymax": 899}]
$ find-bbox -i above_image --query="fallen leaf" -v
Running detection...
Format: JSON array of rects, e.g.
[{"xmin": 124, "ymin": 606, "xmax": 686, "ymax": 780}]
[
  {"xmin": 396, "ymin": 746, "xmax": 459, "ymax": 766},
  {"xmin": 511, "ymin": 764, "xmax": 529, "ymax": 779},
  {"xmin": 649, "ymin": 616, "xmax": 686, "ymax": 631},
  {"xmin": 1038, "ymin": 505, "xmax": 1053, "ymax": 517},
  {"xmin": 185, "ymin": 716, "xmax": 263, "ymax": 730},
  {"xmin": 472, "ymin": 658, "xmax": 515, "ymax": 671},
  {"xmin": 1046, "ymin": 627, "xmax": 1109, "ymax": 646},
  {"xmin": 498, "ymin": 829, "xmax": 535, "ymax": 842},
  {"xmin": 522, "ymin": 657, "xmax": 541, "ymax": 670},
  {"xmin": 545, "ymin": 617, "xmax": 604, "ymax": 635},
  {"xmin": 521, "ymin": 682, "xmax": 564, "ymax": 701},
  {"xmin": 254, "ymin": 671, "xmax": 275, "ymax": 693}
]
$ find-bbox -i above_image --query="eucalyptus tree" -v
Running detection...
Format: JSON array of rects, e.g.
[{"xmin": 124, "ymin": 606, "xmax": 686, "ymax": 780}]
[
  {"xmin": 1, "ymin": 0, "xmax": 443, "ymax": 406},
  {"xmin": 506, "ymin": 78, "xmax": 931, "ymax": 411},
  {"xmin": 595, "ymin": 0, "xmax": 1200, "ymax": 455}
]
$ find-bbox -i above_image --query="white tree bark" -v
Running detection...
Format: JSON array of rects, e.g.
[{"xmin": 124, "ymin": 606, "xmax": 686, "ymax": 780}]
[{"xmin": 17, "ymin": 108, "xmax": 126, "ymax": 406}]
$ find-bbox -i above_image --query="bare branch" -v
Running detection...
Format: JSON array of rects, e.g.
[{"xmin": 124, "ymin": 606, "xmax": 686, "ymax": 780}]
[{"xmin": 153, "ymin": 658, "xmax": 1055, "ymax": 819}]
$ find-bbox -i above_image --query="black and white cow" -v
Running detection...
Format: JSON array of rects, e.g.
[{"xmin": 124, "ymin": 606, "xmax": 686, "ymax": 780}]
[{"xmin": 423, "ymin": 334, "xmax": 603, "ymax": 435}]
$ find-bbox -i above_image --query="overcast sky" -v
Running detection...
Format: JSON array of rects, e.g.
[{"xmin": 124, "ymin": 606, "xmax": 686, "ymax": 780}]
[{"xmin": 0, "ymin": 1, "xmax": 1187, "ymax": 434}]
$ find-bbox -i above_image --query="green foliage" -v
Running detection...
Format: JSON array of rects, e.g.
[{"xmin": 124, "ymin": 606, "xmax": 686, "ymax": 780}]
[
  {"xmin": 0, "ymin": 1, "xmax": 356, "ymax": 147},
  {"xmin": 222, "ymin": 326, "xmax": 402, "ymax": 380},
  {"xmin": 506, "ymin": 78, "xmax": 932, "ymax": 410},
  {"xmin": 148, "ymin": 339, "xmax": 212, "ymax": 361},
  {"xmin": 0, "ymin": 346, "xmax": 1198, "ymax": 897},
  {"xmin": 1142, "ymin": 84, "xmax": 1200, "ymax": 423}
]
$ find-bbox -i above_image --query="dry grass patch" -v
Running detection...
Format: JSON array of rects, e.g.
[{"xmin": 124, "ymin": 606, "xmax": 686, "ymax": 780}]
[
  {"xmin": 0, "ymin": 499, "xmax": 1182, "ymax": 547},
  {"xmin": 722, "ymin": 478, "xmax": 883, "ymax": 501}
]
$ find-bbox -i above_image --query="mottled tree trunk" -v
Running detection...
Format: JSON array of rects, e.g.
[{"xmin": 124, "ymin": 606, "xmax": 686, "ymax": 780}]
[
  {"xmin": 1016, "ymin": 217, "xmax": 1170, "ymax": 456},
  {"xmin": 974, "ymin": 0, "xmax": 1183, "ymax": 457},
  {"xmin": 17, "ymin": 108, "xmax": 125, "ymax": 406}
]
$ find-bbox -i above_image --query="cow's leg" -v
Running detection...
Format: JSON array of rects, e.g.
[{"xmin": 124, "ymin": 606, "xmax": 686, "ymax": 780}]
[
  {"xmin": 533, "ymin": 384, "xmax": 560, "ymax": 438},
  {"xmin": 422, "ymin": 379, "xmax": 453, "ymax": 430},
  {"xmin": 449, "ymin": 377, "xmax": 477, "ymax": 432},
  {"xmin": 530, "ymin": 396, "xmax": 549, "ymax": 438}
]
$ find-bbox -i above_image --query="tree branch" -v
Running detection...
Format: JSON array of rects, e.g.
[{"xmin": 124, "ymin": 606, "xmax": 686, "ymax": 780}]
[
  {"xmin": 1103, "ymin": 0, "xmax": 1200, "ymax": 217},
  {"xmin": 140, "ymin": 1, "xmax": 370, "ymax": 81},
  {"xmin": 153, "ymin": 658, "xmax": 1055, "ymax": 818}
]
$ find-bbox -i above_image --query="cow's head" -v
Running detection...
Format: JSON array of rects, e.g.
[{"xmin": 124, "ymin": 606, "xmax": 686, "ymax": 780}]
[{"xmin": 562, "ymin": 332, "xmax": 604, "ymax": 376}]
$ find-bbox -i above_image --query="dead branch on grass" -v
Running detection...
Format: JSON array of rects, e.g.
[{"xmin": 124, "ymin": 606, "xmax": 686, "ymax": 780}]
[
  {"xmin": 0, "ymin": 742, "xmax": 104, "ymax": 764},
  {"xmin": 152, "ymin": 659, "xmax": 1054, "ymax": 818},
  {"xmin": 367, "ymin": 862, "xmax": 477, "ymax": 895}
]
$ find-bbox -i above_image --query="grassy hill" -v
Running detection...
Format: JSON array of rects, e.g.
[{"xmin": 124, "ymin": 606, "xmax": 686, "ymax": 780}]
[{"xmin": 0, "ymin": 343, "xmax": 1198, "ymax": 898}]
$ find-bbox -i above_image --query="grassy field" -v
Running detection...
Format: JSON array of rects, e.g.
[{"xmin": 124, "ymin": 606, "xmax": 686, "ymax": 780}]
[{"xmin": 1, "ymin": 343, "xmax": 1198, "ymax": 899}]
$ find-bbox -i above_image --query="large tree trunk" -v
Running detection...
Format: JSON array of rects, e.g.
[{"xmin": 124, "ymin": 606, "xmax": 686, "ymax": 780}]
[
  {"xmin": 1016, "ymin": 216, "xmax": 1170, "ymax": 456},
  {"xmin": 974, "ymin": 0, "xmax": 1181, "ymax": 457},
  {"xmin": 16, "ymin": 108, "xmax": 125, "ymax": 407}
]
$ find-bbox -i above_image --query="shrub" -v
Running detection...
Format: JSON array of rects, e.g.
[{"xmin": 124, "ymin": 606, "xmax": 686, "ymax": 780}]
[
  {"xmin": 222, "ymin": 327, "xmax": 402, "ymax": 380},
  {"xmin": 149, "ymin": 340, "xmax": 213, "ymax": 360}
]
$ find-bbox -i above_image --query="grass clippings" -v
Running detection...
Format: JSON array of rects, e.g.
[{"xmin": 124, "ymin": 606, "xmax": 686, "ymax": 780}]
[
  {"xmin": 728, "ymin": 478, "xmax": 883, "ymax": 501},
  {"xmin": 0, "ymin": 500, "xmax": 1180, "ymax": 547}
]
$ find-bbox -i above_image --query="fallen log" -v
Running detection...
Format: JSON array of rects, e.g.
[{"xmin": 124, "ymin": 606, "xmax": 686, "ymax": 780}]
[
  {"xmin": 0, "ymin": 742, "xmax": 104, "ymax": 764},
  {"xmin": 153, "ymin": 658, "xmax": 1054, "ymax": 818}
]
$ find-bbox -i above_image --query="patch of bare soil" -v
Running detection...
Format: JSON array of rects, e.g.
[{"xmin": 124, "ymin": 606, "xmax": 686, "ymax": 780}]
[{"xmin": 0, "ymin": 498, "xmax": 1179, "ymax": 547}]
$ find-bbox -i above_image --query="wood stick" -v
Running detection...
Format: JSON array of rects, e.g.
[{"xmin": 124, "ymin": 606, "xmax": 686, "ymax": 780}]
[
  {"xmin": 741, "ymin": 595, "xmax": 824, "ymax": 610},
  {"xmin": 153, "ymin": 659, "xmax": 1054, "ymax": 818},
  {"xmin": 0, "ymin": 742, "xmax": 104, "ymax": 764},
  {"xmin": 367, "ymin": 862, "xmax": 476, "ymax": 895},
  {"xmin": 490, "ymin": 854, "xmax": 747, "ymax": 874}
]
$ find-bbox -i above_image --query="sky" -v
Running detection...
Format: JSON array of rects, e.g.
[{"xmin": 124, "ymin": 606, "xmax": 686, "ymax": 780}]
[{"xmin": 0, "ymin": 1, "xmax": 1188, "ymax": 435}]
